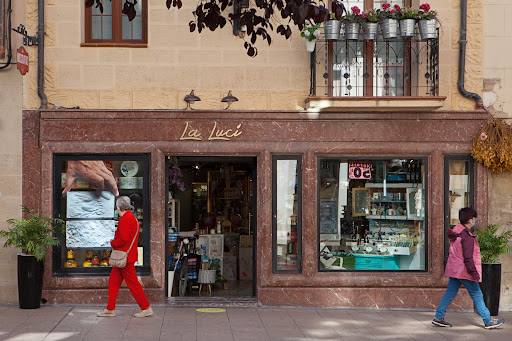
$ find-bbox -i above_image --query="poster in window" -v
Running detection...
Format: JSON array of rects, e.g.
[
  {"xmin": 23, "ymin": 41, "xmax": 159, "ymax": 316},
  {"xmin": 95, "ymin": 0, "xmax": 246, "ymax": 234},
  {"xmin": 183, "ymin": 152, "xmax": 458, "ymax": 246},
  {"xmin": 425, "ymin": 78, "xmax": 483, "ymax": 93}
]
[
  {"xmin": 66, "ymin": 191, "xmax": 115, "ymax": 219},
  {"xmin": 66, "ymin": 220, "xmax": 116, "ymax": 248}
]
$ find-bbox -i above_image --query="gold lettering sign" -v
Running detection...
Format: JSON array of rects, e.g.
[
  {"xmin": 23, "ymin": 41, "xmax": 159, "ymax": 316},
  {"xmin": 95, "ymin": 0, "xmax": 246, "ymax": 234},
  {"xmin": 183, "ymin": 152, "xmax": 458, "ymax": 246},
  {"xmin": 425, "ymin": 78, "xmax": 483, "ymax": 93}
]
[{"xmin": 180, "ymin": 122, "xmax": 243, "ymax": 141}]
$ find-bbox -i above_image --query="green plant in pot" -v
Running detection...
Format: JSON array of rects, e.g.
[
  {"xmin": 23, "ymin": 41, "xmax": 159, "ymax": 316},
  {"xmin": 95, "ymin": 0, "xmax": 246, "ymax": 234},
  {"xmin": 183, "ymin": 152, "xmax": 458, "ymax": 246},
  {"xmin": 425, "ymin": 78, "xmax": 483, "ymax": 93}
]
[
  {"xmin": 0, "ymin": 206, "xmax": 64, "ymax": 309},
  {"xmin": 474, "ymin": 223, "xmax": 512, "ymax": 316}
]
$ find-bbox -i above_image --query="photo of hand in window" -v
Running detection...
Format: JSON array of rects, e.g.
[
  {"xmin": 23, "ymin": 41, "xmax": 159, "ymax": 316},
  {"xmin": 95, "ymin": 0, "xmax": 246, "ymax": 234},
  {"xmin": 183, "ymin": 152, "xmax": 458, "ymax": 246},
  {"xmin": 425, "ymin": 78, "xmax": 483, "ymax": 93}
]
[{"xmin": 62, "ymin": 160, "xmax": 119, "ymax": 197}]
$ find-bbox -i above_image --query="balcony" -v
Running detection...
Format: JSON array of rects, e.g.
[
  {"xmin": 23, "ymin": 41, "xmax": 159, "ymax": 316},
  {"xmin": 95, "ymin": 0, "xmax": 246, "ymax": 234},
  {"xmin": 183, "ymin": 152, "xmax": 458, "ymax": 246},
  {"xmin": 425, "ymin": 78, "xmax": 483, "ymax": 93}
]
[{"xmin": 305, "ymin": 27, "xmax": 444, "ymax": 111}]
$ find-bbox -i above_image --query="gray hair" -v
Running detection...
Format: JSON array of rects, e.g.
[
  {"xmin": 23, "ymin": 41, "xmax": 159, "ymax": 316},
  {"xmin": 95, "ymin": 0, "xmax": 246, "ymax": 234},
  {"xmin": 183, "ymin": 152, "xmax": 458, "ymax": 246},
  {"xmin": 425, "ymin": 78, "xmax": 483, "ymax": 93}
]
[{"xmin": 116, "ymin": 196, "xmax": 131, "ymax": 211}]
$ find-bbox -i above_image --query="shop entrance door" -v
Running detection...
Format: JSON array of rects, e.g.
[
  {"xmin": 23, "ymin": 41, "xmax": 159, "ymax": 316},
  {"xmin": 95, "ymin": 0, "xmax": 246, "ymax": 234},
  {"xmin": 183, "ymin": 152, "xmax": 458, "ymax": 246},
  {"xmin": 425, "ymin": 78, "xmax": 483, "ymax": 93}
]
[{"xmin": 166, "ymin": 156, "xmax": 257, "ymax": 300}]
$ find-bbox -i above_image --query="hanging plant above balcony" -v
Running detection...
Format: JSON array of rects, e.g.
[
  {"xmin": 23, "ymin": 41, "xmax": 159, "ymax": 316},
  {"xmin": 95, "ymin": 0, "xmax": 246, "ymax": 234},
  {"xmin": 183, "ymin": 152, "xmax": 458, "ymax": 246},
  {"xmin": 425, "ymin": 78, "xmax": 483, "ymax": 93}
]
[{"xmin": 471, "ymin": 116, "xmax": 512, "ymax": 176}]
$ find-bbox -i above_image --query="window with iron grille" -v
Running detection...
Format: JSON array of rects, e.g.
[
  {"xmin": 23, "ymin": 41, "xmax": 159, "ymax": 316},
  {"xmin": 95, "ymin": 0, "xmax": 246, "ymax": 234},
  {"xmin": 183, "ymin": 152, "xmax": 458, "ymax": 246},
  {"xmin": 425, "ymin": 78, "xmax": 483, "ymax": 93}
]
[
  {"xmin": 310, "ymin": 0, "xmax": 439, "ymax": 98},
  {"xmin": 84, "ymin": 0, "xmax": 147, "ymax": 46}
]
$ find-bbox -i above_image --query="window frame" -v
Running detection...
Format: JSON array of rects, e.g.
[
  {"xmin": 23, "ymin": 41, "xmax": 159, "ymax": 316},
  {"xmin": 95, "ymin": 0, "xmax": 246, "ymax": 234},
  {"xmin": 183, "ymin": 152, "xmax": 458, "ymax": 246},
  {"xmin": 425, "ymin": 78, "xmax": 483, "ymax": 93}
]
[
  {"xmin": 272, "ymin": 155, "xmax": 303, "ymax": 273},
  {"xmin": 317, "ymin": 156, "xmax": 429, "ymax": 272},
  {"xmin": 83, "ymin": 0, "xmax": 148, "ymax": 47},
  {"xmin": 52, "ymin": 153, "xmax": 151, "ymax": 276},
  {"xmin": 443, "ymin": 155, "xmax": 474, "ymax": 265},
  {"xmin": 326, "ymin": 0, "xmax": 414, "ymax": 97}
]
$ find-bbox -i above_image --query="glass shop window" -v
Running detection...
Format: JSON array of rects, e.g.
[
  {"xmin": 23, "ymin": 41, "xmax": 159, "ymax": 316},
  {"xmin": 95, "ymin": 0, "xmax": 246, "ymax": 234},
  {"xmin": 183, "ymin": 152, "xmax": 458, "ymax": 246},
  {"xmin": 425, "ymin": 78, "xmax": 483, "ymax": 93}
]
[
  {"xmin": 52, "ymin": 154, "xmax": 150, "ymax": 275},
  {"xmin": 318, "ymin": 158, "xmax": 427, "ymax": 271},
  {"xmin": 444, "ymin": 156, "xmax": 474, "ymax": 264},
  {"xmin": 272, "ymin": 156, "xmax": 302, "ymax": 273}
]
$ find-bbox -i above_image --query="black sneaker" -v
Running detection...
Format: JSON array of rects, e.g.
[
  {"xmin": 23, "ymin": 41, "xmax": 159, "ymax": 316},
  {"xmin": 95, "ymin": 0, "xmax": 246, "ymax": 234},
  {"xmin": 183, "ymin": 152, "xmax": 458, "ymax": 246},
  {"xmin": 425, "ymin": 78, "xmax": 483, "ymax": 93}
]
[
  {"xmin": 432, "ymin": 317, "xmax": 453, "ymax": 327},
  {"xmin": 484, "ymin": 318, "xmax": 504, "ymax": 329}
]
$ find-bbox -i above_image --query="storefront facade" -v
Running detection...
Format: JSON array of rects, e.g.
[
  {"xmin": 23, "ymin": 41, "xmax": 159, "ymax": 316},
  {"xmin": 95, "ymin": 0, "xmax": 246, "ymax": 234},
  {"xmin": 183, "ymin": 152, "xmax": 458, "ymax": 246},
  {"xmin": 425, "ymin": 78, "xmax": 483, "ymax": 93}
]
[{"xmin": 23, "ymin": 108, "xmax": 488, "ymax": 309}]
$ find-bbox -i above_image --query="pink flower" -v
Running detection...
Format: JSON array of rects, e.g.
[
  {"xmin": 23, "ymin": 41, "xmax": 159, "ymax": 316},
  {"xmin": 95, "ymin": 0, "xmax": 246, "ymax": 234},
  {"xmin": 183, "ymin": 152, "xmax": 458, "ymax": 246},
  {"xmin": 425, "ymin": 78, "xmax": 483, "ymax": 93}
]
[
  {"xmin": 394, "ymin": 4, "xmax": 401, "ymax": 11},
  {"xmin": 480, "ymin": 132, "xmax": 488, "ymax": 141},
  {"xmin": 382, "ymin": 3, "xmax": 391, "ymax": 10},
  {"xmin": 420, "ymin": 3, "xmax": 430, "ymax": 12},
  {"xmin": 351, "ymin": 6, "xmax": 361, "ymax": 15},
  {"xmin": 390, "ymin": 10, "xmax": 395, "ymax": 14},
  {"xmin": 360, "ymin": 12, "xmax": 367, "ymax": 18}
]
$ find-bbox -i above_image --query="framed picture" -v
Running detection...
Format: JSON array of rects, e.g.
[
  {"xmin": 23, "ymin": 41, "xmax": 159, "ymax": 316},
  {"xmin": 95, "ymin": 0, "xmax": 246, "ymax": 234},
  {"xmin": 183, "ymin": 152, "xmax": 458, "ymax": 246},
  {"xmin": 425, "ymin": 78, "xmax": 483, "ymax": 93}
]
[
  {"xmin": 352, "ymin": 188, "xmax": 370, "ymax": 217},
  {"xmin": 407, "ymin": 187, "xmax": 425, "ymax": 220}
]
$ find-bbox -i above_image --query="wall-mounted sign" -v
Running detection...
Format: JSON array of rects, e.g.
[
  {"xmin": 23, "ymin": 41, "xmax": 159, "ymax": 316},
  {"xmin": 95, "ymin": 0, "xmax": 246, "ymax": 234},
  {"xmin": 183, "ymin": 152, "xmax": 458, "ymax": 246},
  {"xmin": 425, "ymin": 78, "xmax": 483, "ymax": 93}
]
[
  {"xmin": 348, "ymin": 161, "xmax": 372, "ymax": 180},
  {"xmin": 16, "ymin": 46, "xmax": 29, "ymax": 75},
  {"xmin": 180, "ymin": 121, "xmax": 243, "ymax": 141}
]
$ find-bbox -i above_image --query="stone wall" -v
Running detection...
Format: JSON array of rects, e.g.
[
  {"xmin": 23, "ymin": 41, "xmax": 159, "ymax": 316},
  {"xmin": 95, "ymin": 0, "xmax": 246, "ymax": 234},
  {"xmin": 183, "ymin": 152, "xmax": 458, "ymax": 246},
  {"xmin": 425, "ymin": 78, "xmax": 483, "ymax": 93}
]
[
  {"xmin": 483, "ymin": 0, "xmax": 512, "ymax": 313},
  {"xmin": 20, "ymin": 0, "xmax": 484, "ymax": 111},
  {"xmin": 0, "ymin": 0, "xmax": 24, "ymax": 304}
]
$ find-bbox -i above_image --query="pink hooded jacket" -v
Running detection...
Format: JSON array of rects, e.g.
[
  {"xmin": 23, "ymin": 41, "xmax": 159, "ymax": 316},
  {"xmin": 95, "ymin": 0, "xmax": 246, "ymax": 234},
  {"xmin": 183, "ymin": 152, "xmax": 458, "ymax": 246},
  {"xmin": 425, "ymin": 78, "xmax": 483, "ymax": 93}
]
[{"xmin": 444, "ymin": 223, "xmax": 482, "ymax": 282}]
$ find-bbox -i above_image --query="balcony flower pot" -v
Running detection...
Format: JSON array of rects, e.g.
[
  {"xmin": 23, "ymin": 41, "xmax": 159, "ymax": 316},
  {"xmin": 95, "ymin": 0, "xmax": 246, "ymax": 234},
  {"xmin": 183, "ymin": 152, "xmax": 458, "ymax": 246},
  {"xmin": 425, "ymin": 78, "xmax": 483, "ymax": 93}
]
[
  {"xmin": 399, "ymin": 19, "xmax": 416, "ymax": 37},
  {"xmin": 380, "ymin": 18, "xmax": 398, "ymax": 39},
  {"xmin": 344, "ymin": 22, "xmax": 360, "ymax": 40},
  {"xmin": 418, "ymin": 19, "xmax": 436, "ymax": 40},
  {"xmin": 362, "ymin": 22, "xmax": 378, "ymax": 40},
  {"xmin": 301, "ymin": 21, "xmax": 320, "ymax": 53},
  {"xmin": 0, "ymin": 206, "xmax": 64, "ymax": 309},
  {"xmin": 306, "ymin": 39, "xmax": 316, "ymax": 52},
  {"xmin": 324, "ymin": 20, "xmax": 342, "ymax": 41},
  {"xmin": 474, "ymin": 223, "xmax": 512, "ymax": 316}
]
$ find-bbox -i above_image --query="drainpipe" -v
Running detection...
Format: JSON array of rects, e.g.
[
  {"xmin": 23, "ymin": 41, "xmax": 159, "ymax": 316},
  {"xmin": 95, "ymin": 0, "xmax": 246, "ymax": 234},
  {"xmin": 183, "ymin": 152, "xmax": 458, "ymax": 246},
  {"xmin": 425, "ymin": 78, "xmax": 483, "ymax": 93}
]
[
  {"xmin": 458, "ymin": 0, "xmax": 484, "ymax": 110},
  {"xmin": 0, "ymin": 0, "xmax": 12, "ymax": 70},
  {"xmin": 38, "ymin": 0, "xmax": 47, "ymax": 109}
]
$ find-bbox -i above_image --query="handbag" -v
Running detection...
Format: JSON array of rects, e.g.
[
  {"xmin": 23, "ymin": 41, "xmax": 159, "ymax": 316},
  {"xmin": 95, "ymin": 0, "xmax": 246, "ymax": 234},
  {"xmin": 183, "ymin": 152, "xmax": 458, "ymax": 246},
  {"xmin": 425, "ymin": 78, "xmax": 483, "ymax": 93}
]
[{"xmin": 109, "ymin": 220, "xmax": 139, "ymax": 268}]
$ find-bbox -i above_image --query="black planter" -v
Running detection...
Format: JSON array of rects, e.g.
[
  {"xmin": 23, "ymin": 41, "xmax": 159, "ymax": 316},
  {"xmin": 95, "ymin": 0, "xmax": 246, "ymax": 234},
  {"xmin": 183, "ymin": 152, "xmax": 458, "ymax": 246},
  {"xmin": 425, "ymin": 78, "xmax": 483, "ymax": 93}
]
[
  {"xmin": 18, "ymin": 254, "xmax": 44, "ymax": 309},
  {"xmin": 479, "ymin": 263, "xmax": 501, "ymax": 316}
]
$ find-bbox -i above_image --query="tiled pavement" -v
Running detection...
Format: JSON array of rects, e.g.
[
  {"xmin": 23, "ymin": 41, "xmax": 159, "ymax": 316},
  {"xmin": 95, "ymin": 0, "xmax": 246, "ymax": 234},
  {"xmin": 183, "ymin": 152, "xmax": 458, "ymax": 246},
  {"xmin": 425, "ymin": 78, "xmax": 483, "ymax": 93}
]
[{"xmin": 0, "ymin": 305, "xmax": 511, "ymax": 341}]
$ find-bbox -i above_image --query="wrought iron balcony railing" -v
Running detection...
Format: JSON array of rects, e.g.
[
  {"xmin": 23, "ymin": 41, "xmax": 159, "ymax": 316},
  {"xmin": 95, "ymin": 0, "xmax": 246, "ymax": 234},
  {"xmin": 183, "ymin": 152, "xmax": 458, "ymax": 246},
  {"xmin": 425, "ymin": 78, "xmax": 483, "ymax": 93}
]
[{"xmin": 309, "ymin": 28, "xmax": 439, "ymax": 98}]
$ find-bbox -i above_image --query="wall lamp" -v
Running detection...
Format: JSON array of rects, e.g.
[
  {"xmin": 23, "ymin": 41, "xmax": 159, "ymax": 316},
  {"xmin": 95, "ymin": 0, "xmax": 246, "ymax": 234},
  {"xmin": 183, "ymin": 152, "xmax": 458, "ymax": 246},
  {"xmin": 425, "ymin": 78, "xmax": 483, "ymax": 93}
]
[
  {"xmin": 221, "ymin": 90, "xmax": 239, "ymax": 109},
  {"xmin": 184, "ymin": 90, "xmax": 201, "ymax": 109}
]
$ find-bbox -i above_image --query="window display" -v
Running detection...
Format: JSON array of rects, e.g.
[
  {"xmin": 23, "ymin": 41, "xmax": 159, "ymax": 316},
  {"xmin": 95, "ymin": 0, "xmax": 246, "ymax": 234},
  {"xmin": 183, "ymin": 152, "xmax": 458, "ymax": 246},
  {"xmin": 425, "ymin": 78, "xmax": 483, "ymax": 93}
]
[
  {"xmin": 273, "ymin": 156, "xmax": 302, "ymax": 272},
  {"xmin": 53, "ymin": 154, "xmax": 150, "ymax": 275},
  {"xmin": 319, "ymin": 158, "xmax": 426, "ymax": 271}
]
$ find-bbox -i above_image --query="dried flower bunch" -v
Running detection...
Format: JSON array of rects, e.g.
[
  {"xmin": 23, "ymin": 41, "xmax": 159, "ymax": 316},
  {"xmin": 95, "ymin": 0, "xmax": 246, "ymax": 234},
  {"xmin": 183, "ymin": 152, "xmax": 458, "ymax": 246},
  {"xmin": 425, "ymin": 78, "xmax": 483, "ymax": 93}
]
[{"xmin": 471, "ymin": 117, "xmax": 512, "ymax": 176}]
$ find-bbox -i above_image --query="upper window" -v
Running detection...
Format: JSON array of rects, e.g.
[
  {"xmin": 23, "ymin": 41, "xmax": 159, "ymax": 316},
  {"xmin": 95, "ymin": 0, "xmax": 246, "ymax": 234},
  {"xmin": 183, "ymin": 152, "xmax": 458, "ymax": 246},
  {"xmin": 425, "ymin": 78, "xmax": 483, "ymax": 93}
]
[
  {"xmin": 318, "ymin": 158, "xmax": 427, "ymax": 271},
  {"xmin": 310, "ymin": 0, "xmax": 439, "ymax": 98},
  {"xmin": 84, "ymin": 0, "xmax": 147, "ymax": 45}
]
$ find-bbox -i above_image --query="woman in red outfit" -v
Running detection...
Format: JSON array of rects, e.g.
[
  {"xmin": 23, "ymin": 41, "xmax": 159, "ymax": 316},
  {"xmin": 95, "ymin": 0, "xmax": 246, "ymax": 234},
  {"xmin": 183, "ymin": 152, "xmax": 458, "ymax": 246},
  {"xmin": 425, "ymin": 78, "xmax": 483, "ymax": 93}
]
[{"xmin": 97, "ymin": 196, "xmax": 153, "ymax": 318}]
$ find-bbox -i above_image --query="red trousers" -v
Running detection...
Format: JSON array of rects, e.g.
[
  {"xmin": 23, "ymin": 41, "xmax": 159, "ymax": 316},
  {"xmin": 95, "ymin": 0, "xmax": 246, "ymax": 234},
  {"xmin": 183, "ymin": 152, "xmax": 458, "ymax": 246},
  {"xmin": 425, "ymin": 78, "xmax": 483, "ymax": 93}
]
[{"xmin": 107, "ymin": 263, "xmax": 150, "ymax": 310}]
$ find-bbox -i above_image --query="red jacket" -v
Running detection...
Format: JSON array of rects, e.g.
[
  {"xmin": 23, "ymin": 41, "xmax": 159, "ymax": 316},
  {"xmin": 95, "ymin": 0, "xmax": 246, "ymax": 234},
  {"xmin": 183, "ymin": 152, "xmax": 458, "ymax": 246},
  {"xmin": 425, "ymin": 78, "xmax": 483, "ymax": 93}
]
[
  {"xmin": 444, "ymin": 223, "xmax": 482, "ymax": 282},
  {"xmin": 111, "ymin": 210, "xmax": 139, "ymax": 263}
]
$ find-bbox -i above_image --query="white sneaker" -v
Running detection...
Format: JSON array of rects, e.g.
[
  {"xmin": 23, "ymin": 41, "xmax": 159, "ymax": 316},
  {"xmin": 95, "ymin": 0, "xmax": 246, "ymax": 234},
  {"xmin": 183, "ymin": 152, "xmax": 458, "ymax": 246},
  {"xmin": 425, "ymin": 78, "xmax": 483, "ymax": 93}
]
[
  {"xmin": 96, "ymin": 309, "xmax": 116, "ymax": 317},
  {"xmin": 134, "ymin": 307, "xmax": 153, "ymax": 318}
]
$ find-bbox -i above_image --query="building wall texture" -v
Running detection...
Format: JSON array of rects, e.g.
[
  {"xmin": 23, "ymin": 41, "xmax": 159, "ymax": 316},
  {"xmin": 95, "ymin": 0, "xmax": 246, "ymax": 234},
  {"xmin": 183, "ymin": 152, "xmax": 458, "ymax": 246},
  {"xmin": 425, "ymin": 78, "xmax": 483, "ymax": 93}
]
[
  {"xmin": 483, "ymin": 0, "xmax": 512, "ymax": 312},
  {"xmin": 0, "ymin": 0, "xmax": 24, "ymax": 305}
]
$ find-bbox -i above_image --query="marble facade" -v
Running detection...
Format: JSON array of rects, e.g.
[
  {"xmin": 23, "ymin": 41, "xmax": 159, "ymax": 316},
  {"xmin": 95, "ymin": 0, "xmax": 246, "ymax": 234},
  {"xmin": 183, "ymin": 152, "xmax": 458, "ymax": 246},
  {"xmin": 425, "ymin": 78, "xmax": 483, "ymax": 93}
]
[{"xmin": 22, "ymin": 109, "xmax": 488, "ymax": 310}]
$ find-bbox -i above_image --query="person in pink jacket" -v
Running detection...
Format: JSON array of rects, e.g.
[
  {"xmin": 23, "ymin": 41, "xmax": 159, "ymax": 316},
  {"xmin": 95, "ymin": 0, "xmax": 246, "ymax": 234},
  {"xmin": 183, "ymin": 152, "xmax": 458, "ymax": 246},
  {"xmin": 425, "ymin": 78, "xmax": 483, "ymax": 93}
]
[{"xmin": 432, "ymin": 207, "xmax": 504, "ymax": 329}]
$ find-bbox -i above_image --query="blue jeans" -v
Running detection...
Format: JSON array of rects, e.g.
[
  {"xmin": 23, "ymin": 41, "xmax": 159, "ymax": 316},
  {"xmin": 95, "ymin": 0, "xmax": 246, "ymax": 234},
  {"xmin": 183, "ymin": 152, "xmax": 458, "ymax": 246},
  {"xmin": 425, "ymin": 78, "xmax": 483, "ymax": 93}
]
[{"xmin": 435, "ymin": 277, "xmax": 491, "ymax": 324}]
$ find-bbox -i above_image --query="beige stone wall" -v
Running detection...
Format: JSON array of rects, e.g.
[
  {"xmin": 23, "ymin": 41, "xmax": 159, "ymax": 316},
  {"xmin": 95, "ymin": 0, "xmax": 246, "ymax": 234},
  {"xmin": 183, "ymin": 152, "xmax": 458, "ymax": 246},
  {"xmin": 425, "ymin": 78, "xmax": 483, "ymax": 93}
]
[
  {"xmin": 20, "ymin": 0, "xmax": 483, "ymax": 111},
  {"xmin": 483, "ymin": 0, "xmax": 512, "ymax": 312},
  {"xmin": 0, "ymin": 0, "xmax": 24, "ymax": 304}
]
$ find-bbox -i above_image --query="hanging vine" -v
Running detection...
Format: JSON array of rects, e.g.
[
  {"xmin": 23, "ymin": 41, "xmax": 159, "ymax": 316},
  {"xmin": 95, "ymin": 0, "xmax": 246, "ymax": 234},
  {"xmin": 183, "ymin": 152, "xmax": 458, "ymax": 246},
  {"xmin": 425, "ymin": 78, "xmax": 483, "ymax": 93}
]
[{"xmin": 470, "ymin": 116, "xmax": 512, "ymax": 176}]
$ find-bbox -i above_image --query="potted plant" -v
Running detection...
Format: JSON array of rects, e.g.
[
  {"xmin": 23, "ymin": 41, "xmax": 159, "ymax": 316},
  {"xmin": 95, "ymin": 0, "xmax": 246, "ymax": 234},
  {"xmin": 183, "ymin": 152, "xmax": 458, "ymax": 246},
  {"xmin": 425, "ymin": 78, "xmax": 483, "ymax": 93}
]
[
  {"xmin": 301, "ymin": 21, "xmax": 321, "ymax": 52},
  {"xmin": 361, "ymin": 9, "xmax": 379, "ymax": 40},
  {"xmin": 342, "ymin": 6, "xmax": 364, "ymax": 40},
  {"xmin": 397, "ymin": 6, "xmax": 419, "ymax": 37},
  {"xmin": 0, "ymin": 206, "xmax": 64, "ymax": 309},
  {"xmin": 474, "ymin": 223, "xmax": 512, "ymax": 316},
  {"xmin": 418, "ymin": 3, "xmax": 437, "ymax": 40},
  {"xmin": 377, "ymin": 3, "xmax": 400, "ymax": 39},
  {"xmin": 323, "ymin": 2, "xmax": 345, "ymax": 41},
  {"xmin": 324, "ymin": 11, "xmax": 343, "ymax": 41}
]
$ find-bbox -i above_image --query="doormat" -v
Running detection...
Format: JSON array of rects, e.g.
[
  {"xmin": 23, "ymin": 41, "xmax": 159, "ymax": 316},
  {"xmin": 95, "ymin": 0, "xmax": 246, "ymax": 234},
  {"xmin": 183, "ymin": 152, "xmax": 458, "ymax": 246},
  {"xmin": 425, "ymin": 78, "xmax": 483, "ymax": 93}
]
[{"xmin": 196, "ymin": 308, "xmax": 227, "ymax": 313}]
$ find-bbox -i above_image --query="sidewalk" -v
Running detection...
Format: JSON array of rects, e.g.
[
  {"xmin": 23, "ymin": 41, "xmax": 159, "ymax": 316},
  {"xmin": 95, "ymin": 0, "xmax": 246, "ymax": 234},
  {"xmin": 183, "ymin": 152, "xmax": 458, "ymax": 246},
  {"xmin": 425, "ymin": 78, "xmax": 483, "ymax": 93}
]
[{"xmin": 0, "ymin": 304, "xmax": 510, "ymax": 341}]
